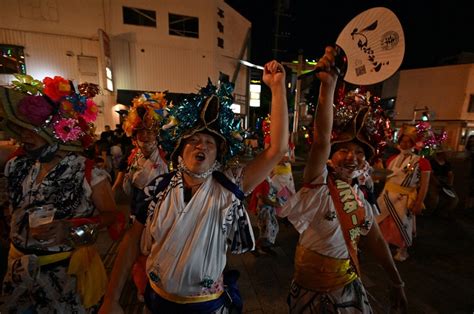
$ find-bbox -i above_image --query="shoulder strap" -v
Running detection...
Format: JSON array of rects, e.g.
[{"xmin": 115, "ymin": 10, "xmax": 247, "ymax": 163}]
[
  {"xmin": 212, "ymin": 171, "xmax": 245, "ymax": 201},
  {"xmin": 85, "ymin": 158, "xmax": 95, "ymax": 184},
  {"xmin": 327, "ymin": 175, "xmax": 366, "ymax": 276},
  {"xmin": 155, "ymin": 171, "xmax": 177, "ymax": 194}
]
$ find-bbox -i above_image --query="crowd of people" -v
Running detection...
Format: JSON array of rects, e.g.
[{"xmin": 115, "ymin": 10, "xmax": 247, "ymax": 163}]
[{"xmin": 0, "ymin": 46, "xmax": 468, "ymax": 314}]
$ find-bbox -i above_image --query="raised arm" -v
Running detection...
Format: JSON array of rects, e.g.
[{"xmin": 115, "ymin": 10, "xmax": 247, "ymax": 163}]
[
  {"xmin": 303, "ymin": 46, "xmax": 339, "ymax": 183},
  {"xmin": 243, "ymin": 60, "xmax": 288, "ymax": 193}
]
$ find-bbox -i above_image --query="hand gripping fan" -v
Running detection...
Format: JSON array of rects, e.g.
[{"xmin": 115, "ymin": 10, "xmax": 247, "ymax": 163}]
[{"xmin": 300, "ymin": 7, "xmax": 405, "ymax": 85}]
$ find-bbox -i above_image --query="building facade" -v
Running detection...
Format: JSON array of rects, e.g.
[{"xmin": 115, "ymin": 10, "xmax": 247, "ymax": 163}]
[
  {"xmin": 382, "ymin": 63, "xmax": 474, "ymax": 151},
  {"xmin": 0, "ymin": 0, "xmax": 251, "ymax": 132}
]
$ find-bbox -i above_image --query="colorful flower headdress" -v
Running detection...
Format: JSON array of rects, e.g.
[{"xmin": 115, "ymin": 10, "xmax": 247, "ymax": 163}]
[
  {"xmin": 332, "ymin": 88, "xmax": 393, "ymax": 159},
  {"xmin": 0, "ymin": 74, "xmax": 99, "ymax": 151},
  {"xmin": 160, "ymin": 79, "xmax": 243, "ymax": 163},
  {"xmin": 410, "ymin": 121, "xmax": 447, "ymax": 156},
  {"xmin": 123, "ymin": 92, "xmax": 169, "ymax": 137}
]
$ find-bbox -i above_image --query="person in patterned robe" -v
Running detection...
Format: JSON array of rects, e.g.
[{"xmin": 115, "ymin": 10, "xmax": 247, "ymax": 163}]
[{"xmin": 0, "ymin": 77, "xmax": 121, "ymax": 313}]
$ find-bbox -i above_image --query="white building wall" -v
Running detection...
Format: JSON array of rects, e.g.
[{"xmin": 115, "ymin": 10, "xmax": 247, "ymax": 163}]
[
  {"xmin": 461, "ymin": 65, "xmax": 474, "ymax": 121},
  {"xmin": 108, "ymin": 0, "xmax": 250, "ymax": 95},
  {"xmin": 0, "ymin": 0, "xmax": 104, "ymax": 37},
  {"xmin": 395, "ymin": 64, "xmax": 473, "ymax": 121},
  {"xmin": 106, "ymin": 0, "xmax": 216, "ymax": 50},
  {"xmin": 132, "ymin": 42, "xmax": 216, "ymax": 92},
  {"xmin": 0, "ymin": 0, "xmax": 251, "ymax": 131},
  {"xmin": 110, "ymin": 36, "xmax": 135, "ymax": 91},
  {"xmin": 216, "ymin": 1, "xmax": 251, "ymax": 102},
  {"xmin": 391, "ymin": 64, "xmax": 474, "ymax": 150}
]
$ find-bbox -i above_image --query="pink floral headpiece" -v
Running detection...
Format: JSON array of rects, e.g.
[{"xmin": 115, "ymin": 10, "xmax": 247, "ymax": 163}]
[{"xmin": 9, "ymin": 74, "xmax": 99, "ymax": 149}]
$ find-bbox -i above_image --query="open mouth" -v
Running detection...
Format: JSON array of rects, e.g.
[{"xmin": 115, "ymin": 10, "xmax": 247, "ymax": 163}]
[
  {"xmin": 343, "ymin": 164, "xmax": 357, "ymax": 171},
  {"xmin": 195, "ymin": 152, "xmax": 206, "ymax": 161}
]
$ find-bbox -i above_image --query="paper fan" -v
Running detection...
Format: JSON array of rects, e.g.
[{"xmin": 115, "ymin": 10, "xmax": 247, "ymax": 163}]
[{"xmin": 336, "ymin": 7, "xmax": 405, "ymax": 85}]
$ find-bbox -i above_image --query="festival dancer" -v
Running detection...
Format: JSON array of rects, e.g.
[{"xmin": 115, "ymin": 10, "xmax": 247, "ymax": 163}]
[
  {"xmin": 280, "ymin": 47, "xmax": 407, "ymax": 313},
  {"xmin": 0, "ymin": 75, "xmax": 123, "ymax": 313},
  {"xmin": 100, "ymin": 60, "xmax": 289, "ymax": 313}
]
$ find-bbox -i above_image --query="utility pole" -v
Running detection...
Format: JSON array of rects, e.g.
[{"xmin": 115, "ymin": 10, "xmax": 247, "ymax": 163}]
[{"xmin": 292, "ymin": 52, "xmax": 304, "ymax": 141}]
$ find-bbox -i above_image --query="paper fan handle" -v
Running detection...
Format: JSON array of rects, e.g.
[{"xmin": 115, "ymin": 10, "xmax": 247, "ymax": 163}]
[{"xmin": 298, "ymin": 45, "xmax": 347, "ymax": 80}]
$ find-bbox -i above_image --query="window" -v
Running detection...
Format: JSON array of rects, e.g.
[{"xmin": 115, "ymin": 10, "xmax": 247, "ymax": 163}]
[
  {"xmin": 217, "ymin": 8, "xmax": 224, "ymax": 18},
  {"xmin": 217, "ymin": 21, "xmax": 224, "ymax": 33},
  {"xmin": 106, "ymin": 66, "xmax": 114, "ymax": 91},
  {"xmin": 78, "ymin": 56, "xmax": 99, "ymax": 85},
  {"xmin": 469, "ymin": 95, "xmax": 474, "ymax": 113},
  {"xmin": 123, "ymin": 6, "xmax": 156, "ymax": 27},
  {"xmin": 217, "ymin": 37, "xmax": 224, "ymax": 48},
  {"xmin": 169, "ymin": 14, "xmax": 199, "ymax": 38},
  {"xmin": 0, "ymin": 45, "xmax": 26, "ymax": 75}
]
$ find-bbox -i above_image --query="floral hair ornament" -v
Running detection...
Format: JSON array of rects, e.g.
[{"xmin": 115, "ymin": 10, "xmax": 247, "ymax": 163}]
[
  {"xmin": 413, "ymin": 121, "xmax": 447, "ymax": 157},
  {"xmin": 122, "ymin": 91, "xmax": 169, "ymax": 137},
  {"xmin": 331, "ymin": 88, "xmax": 393, "ymax": 160},
  {"xmin": 0, "ymin": 74, "xmax": 99, "ymax": 151},
  {"xmin": 397, "ymin": 124, "xmax": 418, "ymax": 145},
  {"xmin": 160, "ymin": 78, "xmax": 243, "ymax": 164}
]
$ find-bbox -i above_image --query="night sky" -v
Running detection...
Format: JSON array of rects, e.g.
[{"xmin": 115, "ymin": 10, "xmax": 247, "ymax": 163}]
[{"xmin": 225, "ymin": 0, "xmax": 474, "ymax": 70}]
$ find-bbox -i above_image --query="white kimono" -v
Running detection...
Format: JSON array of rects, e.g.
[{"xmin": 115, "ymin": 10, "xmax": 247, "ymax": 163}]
[{"xmin": 141, "ymin": 167, "xmax": 254, "ymax": 297}]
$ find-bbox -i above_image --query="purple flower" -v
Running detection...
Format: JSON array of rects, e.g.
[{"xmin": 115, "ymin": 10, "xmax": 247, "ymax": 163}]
[{"xmin": 18, "ymin": 96, "xmax": 53, "ymax": 126}]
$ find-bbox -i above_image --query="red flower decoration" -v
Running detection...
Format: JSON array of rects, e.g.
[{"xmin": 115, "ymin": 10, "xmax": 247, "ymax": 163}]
[
  {"xmin": 81, "ymin": 99, "xmax": 98, "ymax": 122},
  {"xmin": 43, "ymin": 76, "xmax": 72, "ymax": 102},
  {"xmin": 17, "ymin": 96, "xmax": 54, "ymax": 126}
]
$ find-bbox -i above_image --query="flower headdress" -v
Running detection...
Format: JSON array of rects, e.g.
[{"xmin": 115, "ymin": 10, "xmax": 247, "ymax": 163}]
[
  {"xmin": 409, "ymin": 121, "xmax": 447, "ymax": 156},
  {"xmin": 398, "ymin": 124, "xmax": 418, "ymax": 145},
  {"xmin": 122, "ymin": 92, "xmax": 169, "ymax": 137},
  {"xmin": 160, "ymin": 79, "xmax": 243, "ymax": 163},
  {"xmin": 0, "ymin": 74, "xmax": 99, "ymax": 151},
  {"xmin": 331, "ymin": 88, "xmax": 393, "ymax": 159}
]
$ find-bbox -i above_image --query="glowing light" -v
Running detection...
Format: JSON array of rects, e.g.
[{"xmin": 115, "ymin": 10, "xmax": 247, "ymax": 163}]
[
  {"xmin": 106, "ymin": 66, "xmax": 114, "ymax": 91},
  {"xmin": 107, "ymin": 78, "xmax": 114, "ymax": 91},
  {"xmin": 249, "ymin": 83, "xmax": 261, "ymax": 107},
  {"xmin": 250, "ymin": 99, "xmax": 260, "ymax": 108},
  {"xmin": 239, "ymin": 60, "xmax": 264, "ymax": 70},
  {"xmin": 230, "ymin": 103, "xmax": 241, "ymax": 114},
  {"xmin": 250, "ymin": 84, "xmax": 261, "ymax": 93}
]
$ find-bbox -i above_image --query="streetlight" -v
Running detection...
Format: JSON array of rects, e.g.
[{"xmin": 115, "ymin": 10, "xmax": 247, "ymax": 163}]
[{"xmin": 239, "ymin": 60, "xmax": 264, "ymax": 70}]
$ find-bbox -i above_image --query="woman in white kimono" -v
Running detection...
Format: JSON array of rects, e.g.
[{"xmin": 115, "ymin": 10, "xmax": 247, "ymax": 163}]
[
  {"xmin": 279, "ymin": 47, "xmax": 407, "ymax": 313},
  {"xmin": 376, "ymin": 126, "xmax": 431, "ymax": 262},
  {"xmin": 100, "ymin": 60, "xmax": 289, "ymax": 314}
]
